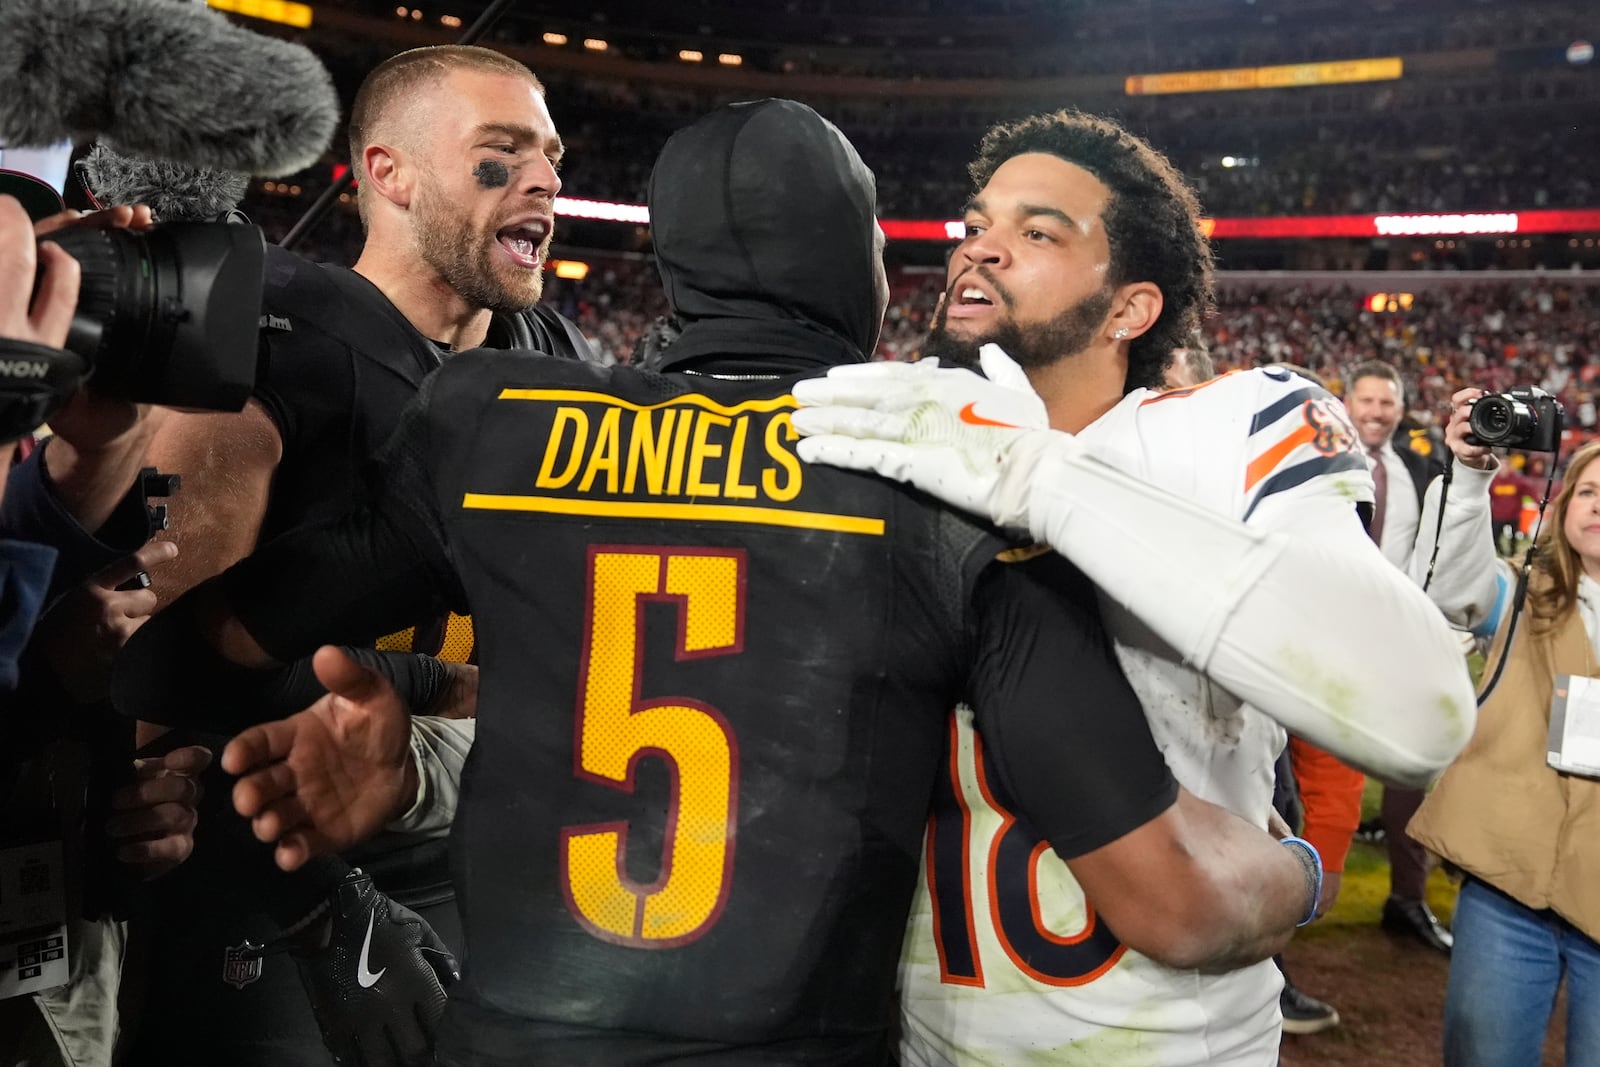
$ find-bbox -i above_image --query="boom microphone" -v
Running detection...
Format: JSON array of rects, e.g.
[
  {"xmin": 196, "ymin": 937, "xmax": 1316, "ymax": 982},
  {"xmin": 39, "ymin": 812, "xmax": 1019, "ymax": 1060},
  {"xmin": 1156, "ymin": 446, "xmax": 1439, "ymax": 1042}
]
[
  {"xmin": 0, "ymin": 0, "xmax": 339, "ymax": 177},
  {"xmin": 79, "ymin": 145, "xmax": 250, "ymax": 223}
]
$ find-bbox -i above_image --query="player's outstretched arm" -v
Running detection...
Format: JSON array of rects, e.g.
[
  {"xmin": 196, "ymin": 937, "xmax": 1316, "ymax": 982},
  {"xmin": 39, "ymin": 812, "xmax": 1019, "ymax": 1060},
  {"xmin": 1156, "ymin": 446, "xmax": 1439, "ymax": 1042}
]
[
  {"xmin": 224, "ymin": 647, "xmax": 418, "ymax": 872},
  {"xmin": 1069, "ymin": 787, "xmax": 1317, "ymax": 973},
  {"xmin": 795, "ymin": 347, "xmax": 1476, "ymax": 787}
]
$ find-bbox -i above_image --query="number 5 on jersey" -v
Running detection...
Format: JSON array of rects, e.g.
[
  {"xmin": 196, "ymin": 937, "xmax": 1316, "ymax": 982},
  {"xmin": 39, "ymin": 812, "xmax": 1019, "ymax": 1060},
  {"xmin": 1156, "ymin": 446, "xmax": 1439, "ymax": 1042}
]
[{"xmin": 561, "ymin": 546, "xmax": 744, "ymax": 948}]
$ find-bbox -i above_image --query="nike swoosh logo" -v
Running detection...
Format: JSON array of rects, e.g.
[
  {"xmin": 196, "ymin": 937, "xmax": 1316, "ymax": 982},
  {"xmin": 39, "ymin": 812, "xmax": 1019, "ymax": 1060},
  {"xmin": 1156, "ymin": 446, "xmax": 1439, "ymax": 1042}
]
[
  {"xmin": 357, "ymin": 911, "xmax": 387, "ymax": 989},
  {"xmin": 958, "ymin": 402, "xmax": 1020, "ymax": 429}
]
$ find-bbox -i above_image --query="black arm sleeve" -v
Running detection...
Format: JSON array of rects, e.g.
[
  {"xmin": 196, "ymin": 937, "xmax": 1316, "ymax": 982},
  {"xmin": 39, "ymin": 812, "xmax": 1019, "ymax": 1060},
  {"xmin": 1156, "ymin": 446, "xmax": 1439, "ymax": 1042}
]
[
  {"xmin": 966, "ymin": 552, "xmax": 1177, "ymax": 860},
  {"xmin": 112, "ymin": 598, "xmax": 456, "ymax": 731},
  {"xmin": 113, "ymin": 379, "xmax": 465, "ymax": 728},
  {"xmin": 224, "ymin": 374, "xmax": 464, "ymax": 662}
]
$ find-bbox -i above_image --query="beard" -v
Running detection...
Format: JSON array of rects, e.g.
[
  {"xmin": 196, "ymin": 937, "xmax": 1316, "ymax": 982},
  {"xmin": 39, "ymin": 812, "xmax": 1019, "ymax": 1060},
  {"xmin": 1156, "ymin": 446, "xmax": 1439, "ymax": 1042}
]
[
  {"xmin": 412, "ymin": 180, "xmax": 546, "ymax": 314},
  {"xmin": 923, "ymin": 270, "xmax": 1113, "ymax": 373}
]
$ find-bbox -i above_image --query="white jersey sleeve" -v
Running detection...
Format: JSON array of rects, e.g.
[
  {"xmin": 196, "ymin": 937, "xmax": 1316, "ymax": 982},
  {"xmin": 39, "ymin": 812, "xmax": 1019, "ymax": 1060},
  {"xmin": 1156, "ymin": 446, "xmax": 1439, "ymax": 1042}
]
[
  {"xmin": 1015, "ymin": 368, "xmax": 1475, "ymax": 785},
  {"xmin": 899, "ymin": 369, "xmax": 1475, "ymax": 1067},
  {"xmin": 1409, "ymin": 457, "xmax": 1511, "ymax": 635}
]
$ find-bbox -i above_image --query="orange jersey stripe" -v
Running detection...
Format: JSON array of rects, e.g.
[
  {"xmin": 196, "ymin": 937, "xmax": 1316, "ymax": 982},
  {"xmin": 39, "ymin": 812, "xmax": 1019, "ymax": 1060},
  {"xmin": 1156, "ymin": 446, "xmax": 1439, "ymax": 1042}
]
[
  {"xmin": 1139, "ymin": 370, "xmax": 1239, "ymax": 406},
  {"xmin": 1243, "ymin": 423, "xmax": 1316, "ymax": 493}
]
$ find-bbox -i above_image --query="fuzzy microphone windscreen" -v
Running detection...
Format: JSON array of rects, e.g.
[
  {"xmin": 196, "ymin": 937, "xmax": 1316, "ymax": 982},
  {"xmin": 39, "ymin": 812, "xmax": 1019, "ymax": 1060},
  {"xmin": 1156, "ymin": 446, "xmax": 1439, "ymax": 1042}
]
[
  {"xmin": 0, "ymin": 0, "xmax": 339, "ymax": 177},
  {"xmin": 79, "ymin": 144, "xmax": 250, "ymax": 222}
]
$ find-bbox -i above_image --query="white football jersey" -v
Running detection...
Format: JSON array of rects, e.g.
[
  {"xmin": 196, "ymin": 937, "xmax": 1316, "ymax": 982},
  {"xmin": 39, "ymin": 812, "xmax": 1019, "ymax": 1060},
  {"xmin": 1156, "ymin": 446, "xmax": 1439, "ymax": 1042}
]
[{"xmin": 899, "ymin": 368, "xmax": 1373, "ymax": 1067}]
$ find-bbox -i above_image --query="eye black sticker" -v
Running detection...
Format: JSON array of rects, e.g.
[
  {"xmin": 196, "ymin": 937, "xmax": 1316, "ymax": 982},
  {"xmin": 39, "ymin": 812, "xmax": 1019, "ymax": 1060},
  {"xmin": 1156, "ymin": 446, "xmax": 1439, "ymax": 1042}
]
[{"xmin": 473, "ymin": 160, "xmax": 510, "ymax": 189}]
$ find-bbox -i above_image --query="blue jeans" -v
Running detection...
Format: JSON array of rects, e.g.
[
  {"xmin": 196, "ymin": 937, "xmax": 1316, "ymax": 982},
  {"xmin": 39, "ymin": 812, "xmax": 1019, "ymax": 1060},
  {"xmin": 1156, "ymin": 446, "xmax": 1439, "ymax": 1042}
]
[{"xmin": 1444, "ymin": 877, "xmax": 1600, "ymax": 1067}]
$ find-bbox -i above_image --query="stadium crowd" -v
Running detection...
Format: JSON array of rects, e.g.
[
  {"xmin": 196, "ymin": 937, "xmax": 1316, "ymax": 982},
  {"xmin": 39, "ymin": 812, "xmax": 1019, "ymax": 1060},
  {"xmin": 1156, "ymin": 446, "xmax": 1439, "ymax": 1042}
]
[
  {"xmin": 250, "ymin": 16, "xmax": 1600, "ymax": 222},
  {"xmin": 327, "ymin": 0, "xmax": 1593, "ymax": 82},
  {"xmin": 543, "ymin": 262, "xmax": 1600, "ymax": 454}
]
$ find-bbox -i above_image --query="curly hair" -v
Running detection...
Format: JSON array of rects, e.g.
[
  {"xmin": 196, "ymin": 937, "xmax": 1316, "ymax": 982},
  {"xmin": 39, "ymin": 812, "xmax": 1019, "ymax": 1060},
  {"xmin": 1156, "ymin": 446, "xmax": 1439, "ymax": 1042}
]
[{"xmin": 968, "ymin": 110, "xmax": 1214, "ymax": 392}]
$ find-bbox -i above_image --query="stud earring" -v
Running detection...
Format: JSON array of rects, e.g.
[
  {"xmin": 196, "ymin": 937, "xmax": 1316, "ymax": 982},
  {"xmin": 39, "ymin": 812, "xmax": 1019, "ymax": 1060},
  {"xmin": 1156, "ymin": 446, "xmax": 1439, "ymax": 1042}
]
[{"xmin": 1113, "ymin": 327, "xmax": 1130, "ymax": 340}]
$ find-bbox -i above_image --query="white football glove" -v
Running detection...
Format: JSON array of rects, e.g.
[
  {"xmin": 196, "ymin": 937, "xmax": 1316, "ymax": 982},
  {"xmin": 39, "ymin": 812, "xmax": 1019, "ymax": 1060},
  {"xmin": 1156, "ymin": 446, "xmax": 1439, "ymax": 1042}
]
[{"xmin": 792, "ymin": 345, "xmax": 1061, "ymax": 528}]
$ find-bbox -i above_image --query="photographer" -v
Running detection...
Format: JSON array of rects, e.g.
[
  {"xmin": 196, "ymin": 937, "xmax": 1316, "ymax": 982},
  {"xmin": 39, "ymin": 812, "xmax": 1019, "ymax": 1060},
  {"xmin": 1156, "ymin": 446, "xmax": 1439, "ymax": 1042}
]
[
  {"xmin": 0, "ymin": 189, "xmax": 210, "ymax": 1067},
  {"xmin": 1407, "ymin": 388, "xmax": 1598, "ymax": 1066},
  {"xmin": 0, "ymin": 192, "xmax": 168, "ymax": 659}
]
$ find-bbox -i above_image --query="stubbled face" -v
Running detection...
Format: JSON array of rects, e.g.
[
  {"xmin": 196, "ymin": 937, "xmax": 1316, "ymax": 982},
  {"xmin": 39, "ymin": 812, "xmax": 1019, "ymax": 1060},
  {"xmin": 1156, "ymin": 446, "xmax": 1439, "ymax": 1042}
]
[
  {"xmin": 409, "ymin": 70, "xmax": 564, "ymax": 312},
  {"xmin": 1346, "ymin": 374, "xmax": 1403, "ymax": 449},
  {"xmin": 924, "ymin": 153, "xmax": 1116, "ymax": 370},
  {"xmin": 1563, "ymin": 462, "xmax": 1600, "ymax": 575}
]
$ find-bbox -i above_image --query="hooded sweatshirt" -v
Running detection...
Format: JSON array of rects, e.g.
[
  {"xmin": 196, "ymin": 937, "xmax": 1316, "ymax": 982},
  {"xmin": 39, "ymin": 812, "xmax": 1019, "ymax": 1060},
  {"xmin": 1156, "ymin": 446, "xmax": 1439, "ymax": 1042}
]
[{"xmin": 647, "ymin": 98, "xmax": 882, "ymax": 375}]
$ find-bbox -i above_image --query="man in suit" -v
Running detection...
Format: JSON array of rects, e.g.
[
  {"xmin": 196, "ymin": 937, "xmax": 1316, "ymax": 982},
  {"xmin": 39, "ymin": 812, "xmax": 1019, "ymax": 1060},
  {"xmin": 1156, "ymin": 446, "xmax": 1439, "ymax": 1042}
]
[{"xmin": 1345, "ymin": 359, "xmax": 1452, "ymax": 954}]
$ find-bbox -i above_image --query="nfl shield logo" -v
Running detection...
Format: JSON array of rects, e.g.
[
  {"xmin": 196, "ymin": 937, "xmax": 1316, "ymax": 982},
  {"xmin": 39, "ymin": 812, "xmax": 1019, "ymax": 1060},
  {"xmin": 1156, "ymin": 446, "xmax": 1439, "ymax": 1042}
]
[{"xmin": 222, "ymin": 941, "xmax": 264, "ymax": 989}]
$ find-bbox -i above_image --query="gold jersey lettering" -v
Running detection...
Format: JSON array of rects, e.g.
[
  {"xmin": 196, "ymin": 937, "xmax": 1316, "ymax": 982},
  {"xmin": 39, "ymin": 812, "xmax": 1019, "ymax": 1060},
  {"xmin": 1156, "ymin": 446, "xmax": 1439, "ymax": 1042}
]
[
  {"xmin": 578, "ymin": 406, "xmax": 623, "ymax": 494},
  {"xmin": 687, "ymin": 412, "xmax": 730, "ymax": 498},
  {"xmin": 762, "ymin": 412, "xmax": 803, "ymax": 502},
  {"xmin": 722, "ymin": 417, "xmax": 758, "ymax": 500},
  {"xmin": 537, "ymin": 407, "xmax": 590, "ymax": 489},
  {"xmin": 623, "ymin": 409, "xmax": 676, "ymax": 495},
  {"xmin": 467, "ymin": 391, "xmax": 884, "ymax": 536},
  {"xmin": 667, "ymin": 409, "xmax": 695, "ymax": 495}
]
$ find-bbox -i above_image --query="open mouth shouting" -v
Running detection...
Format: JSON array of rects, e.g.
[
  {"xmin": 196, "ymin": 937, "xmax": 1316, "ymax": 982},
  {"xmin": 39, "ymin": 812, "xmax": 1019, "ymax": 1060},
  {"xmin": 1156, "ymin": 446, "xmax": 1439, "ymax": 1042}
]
[
  {"xmin": 946, "ymin": 276, "xmax": 1002, "ymax": 320},
  {"xmin": 495, "ymin": 215, "xmax": 552, "ymax": 269}
]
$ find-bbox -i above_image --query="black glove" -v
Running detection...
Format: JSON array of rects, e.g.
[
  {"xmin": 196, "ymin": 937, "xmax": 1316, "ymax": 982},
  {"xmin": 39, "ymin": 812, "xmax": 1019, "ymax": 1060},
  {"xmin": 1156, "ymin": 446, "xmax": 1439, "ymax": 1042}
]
[{"xmin": 255, "ymin": 867, "xmax": 460, "ymax": 1066}]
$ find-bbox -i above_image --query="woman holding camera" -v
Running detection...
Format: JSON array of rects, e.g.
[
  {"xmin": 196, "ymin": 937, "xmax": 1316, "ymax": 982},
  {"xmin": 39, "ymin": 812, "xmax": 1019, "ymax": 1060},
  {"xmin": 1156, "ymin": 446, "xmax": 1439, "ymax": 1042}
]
[{"xmin": 1408, "ymin": 389, "xmax": 1599, "ymax": 1067}]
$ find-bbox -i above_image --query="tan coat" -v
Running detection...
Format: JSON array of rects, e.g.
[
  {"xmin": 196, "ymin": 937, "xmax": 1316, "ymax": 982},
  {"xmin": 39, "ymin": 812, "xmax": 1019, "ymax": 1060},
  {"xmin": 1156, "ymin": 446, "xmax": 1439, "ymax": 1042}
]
[{"xmin": 1408, "ymin": 597, "xmax": 1600, "ymax": 941}]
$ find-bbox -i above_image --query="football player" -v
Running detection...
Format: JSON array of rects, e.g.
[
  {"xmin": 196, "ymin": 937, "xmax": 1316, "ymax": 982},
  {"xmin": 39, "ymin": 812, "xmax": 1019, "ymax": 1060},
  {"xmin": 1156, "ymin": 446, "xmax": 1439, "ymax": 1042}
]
[{"xmin": 794, "ymin": 109, "xmax": 1477, "ymax": 1066}]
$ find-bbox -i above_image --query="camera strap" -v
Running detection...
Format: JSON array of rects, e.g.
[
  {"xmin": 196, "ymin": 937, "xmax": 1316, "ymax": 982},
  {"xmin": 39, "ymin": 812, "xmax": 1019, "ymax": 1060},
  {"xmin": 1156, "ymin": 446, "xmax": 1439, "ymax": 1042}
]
[
  {"xmin": 1421, "ymin": 457, "xmax": 1454, "ymax": 595},
  {"xmin": 0, "ymin": 338, "xmax": 88, "ymax": 442},
  {"xmin": 1476, "ymin": 456, "xmax": 1561, "ymax": 706}
]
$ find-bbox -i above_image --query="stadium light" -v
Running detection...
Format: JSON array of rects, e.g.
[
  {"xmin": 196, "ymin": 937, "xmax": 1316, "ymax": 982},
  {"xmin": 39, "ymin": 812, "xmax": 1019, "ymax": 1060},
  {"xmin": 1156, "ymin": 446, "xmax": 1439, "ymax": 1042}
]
[
  {"xmin": 207, "ymin": 0, "xmax": 313, "ymax": 28},
  {"xmin": 552, "ymin": 260, "xmax": 591, "ymax": 280},
  {"xmin": 440, "ymin": 13, "xmax": 461, "ymax": 27},
  {"xmin": 554, "ymin": 196, "xmax": 651, "ymax": 225},
  {"xmin": 542, "ymin": 32, "xmax": 568, "ymax": 45},
  {"xmin": 679, "ymin": 50, "xmax": 704, "ymax": 62},
  {"xmin": 542, "ymin": 197, "xmax": 1600, "ymax": 242},
  {"xmin": 584, "ymin": 38, "xmax": 608, "ymax": 51},
  {"xmin": 1367, "ymin": 292, "xmax": 1415, "ymax": 312},
  {"xmin": 718, "ymin": 53, "xmax": 743, "ymax": 66}
]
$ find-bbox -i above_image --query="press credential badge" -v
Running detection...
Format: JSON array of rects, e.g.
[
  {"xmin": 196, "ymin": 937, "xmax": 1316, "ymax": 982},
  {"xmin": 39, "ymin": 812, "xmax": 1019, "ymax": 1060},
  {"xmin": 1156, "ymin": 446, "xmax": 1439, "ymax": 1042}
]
[
  {"xmin": 0, "ymin": 841, "xmax": 69, "ymax": 999},
  {"xmin": 1549, "ymin": 674, "xmax": 1600, "ymax": 779}
]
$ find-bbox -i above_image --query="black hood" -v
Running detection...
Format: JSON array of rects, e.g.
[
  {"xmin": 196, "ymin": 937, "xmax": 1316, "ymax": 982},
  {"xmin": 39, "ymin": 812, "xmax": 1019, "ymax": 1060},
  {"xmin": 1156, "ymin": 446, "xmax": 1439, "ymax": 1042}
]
[{"xmin": 648, "ymin": 99, "xmax": 881, "ymax": 373}]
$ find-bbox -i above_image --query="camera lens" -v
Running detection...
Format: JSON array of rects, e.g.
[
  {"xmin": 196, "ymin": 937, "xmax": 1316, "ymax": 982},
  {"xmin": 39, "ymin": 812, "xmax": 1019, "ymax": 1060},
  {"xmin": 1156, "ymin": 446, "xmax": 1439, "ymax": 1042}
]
[
  {"xmin": 33, "ymin": 223, "xmax": 264, "ymax": 409},
  {"xmin": 42, "ymin": 226, "xmax": 156, "ymax": 373},
  {"xmin": 1468, "ymin": 396, "xmax": 1536, "ymax": 448},
  {"xmin": 1471, "ymin": 398, "xmax": 1513, "ymax": 439}
]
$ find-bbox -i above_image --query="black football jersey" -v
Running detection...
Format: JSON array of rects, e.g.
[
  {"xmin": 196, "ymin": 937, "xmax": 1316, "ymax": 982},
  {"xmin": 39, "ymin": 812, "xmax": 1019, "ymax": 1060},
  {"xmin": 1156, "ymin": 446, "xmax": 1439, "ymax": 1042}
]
[
  {"xmin": 252, "ymin": 245, "xmax": 597, "ymax": 663},
  {"xmin": 216, "ymin": 351, "xmax": 1177, "ymax": 1064},
  {"xmin": 120, "ymin": 253, "xmax": 600, "ymax": 1066}
]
